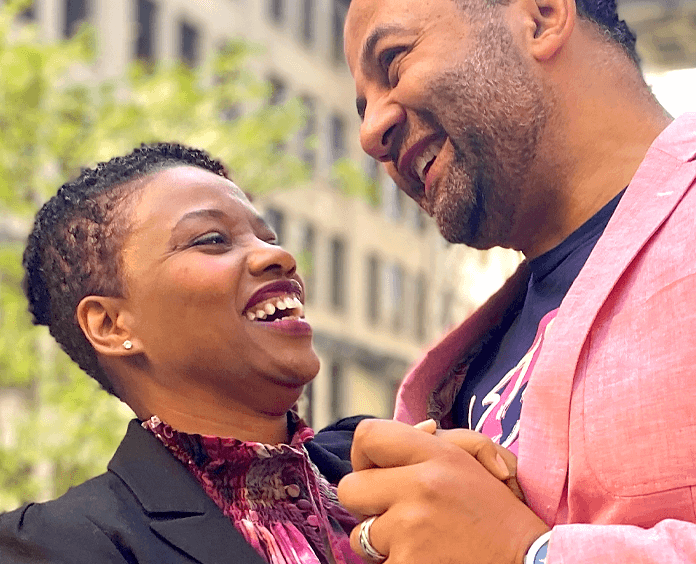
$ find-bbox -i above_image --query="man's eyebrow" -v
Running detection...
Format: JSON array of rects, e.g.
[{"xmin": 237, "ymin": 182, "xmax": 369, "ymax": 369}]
[
  {"xmin": 360, "ymin": 23, "xmax": 410, "ymax": 69},
  {"xmin": 356, "ymin": 24, "xmax": 410, "ymax": 120}
]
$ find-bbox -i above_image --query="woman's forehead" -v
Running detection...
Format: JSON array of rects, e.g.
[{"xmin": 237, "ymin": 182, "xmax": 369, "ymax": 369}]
[{"xmin": 134, "ymin": 166, "xmax": 252, "ymax": 217}]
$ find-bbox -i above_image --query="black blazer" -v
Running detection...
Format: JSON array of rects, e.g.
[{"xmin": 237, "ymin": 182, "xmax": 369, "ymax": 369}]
[{"xmin": 0, "ymin": 417, "xmax": 362, "ymax": 564}]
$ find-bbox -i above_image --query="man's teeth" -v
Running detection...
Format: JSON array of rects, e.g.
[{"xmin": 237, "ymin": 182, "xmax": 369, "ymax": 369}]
[
  {"xmin": 245, "ymin": 295, "xmax": 304, "ymax": 321},
  {"xmin": 414, "ymin": 143, "xmax": 440, "ymax": 183}
]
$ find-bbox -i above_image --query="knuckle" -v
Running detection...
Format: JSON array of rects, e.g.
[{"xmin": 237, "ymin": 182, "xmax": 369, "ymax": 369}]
[
  {"xmin": 336, "ymin": 472, "xmax": 360, "ymax": 507},
  {"xmin": 411, "ymin": 464, "xmax": 452, "ymax": 501},
  {"xmin": 480, "ymin": 441, "xmax": 498, "ymax": 461},
  {"xmin": 352, "ymin": 417, "xmax": 384, "ymax": 446}
]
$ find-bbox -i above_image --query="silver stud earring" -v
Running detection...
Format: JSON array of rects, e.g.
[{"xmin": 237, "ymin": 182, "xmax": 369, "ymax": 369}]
[{"xmin": 123, "ymin": 340, "xmax": 133, "ymax": 350}]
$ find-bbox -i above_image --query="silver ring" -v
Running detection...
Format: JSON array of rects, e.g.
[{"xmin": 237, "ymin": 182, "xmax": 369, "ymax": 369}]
[{"xmin": 358, "ymin": 516, "xmax": 387, "ymax": 562}]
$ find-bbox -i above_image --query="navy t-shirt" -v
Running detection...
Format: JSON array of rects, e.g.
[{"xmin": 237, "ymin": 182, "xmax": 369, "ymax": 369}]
[{"xmin": 452, "ymin": 190, "xmax": 624, "ymax": 453}]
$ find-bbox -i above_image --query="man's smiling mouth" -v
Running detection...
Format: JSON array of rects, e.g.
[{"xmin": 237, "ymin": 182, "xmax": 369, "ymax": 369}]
[
  {"xmin": 414, "ymin": 139, "xmax": 444, "ymax": 183},
  {"xmin": 399, "ymin": 135, "xmax": 447, "ymax": 190}
]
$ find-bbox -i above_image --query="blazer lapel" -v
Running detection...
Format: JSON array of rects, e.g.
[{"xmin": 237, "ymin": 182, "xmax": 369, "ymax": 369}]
[
  {"xmin": 518, "ymin": 114, "xmax": 696, "ymax": 525},
  {"xmin": 394, "ymin": 263, "xmax": 530, "ymax": 424},
  {"xmin": 109, "ymin": 420, "xmax": 266, "ymax": 564}
]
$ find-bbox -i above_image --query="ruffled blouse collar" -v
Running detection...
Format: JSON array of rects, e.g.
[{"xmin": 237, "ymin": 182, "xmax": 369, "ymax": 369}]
[{"xmin": 142, "ymin": 413, "xmax": 362, "ymax": 564}]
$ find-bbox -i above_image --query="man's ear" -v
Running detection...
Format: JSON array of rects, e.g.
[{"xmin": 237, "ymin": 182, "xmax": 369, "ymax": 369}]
[
  {"xmin": 520, "ymin": 0, "xmax": 575, "ymax": 61},
  {"xmin": 76, "ymin": 296, "xmax": 138, "ymax": 357}
]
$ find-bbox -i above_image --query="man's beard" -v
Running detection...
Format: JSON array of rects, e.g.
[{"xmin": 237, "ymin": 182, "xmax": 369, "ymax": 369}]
[{"xmin": 426, "ymin": 15, "xmax": 550, "ymax": 249}]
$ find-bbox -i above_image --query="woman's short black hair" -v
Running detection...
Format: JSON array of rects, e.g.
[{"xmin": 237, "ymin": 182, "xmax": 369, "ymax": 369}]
[{"xmin": 23, "ymin": 142, "xmax": 228, "ymax": 396}]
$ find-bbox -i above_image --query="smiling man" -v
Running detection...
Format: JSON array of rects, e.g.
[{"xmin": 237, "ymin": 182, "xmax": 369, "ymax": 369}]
[{"xmin": 339, "ymin": 0, "xmax": 696, "ymax": 563}]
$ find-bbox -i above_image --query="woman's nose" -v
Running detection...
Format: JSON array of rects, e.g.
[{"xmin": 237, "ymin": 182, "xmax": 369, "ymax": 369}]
[
  {"xmin": 247, "ymin": 242, "xmax": 297, "ymax": 277},
  {"xmin": 360, "ymin": 96, "xmax": 405, "ymax": 163}
]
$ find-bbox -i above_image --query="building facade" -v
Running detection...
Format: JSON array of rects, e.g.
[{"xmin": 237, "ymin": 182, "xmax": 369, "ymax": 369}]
[
  {"xmin": 11, "ymin": 0, "xmax": 521, "ymax": 428},
  {"xmin": 12, "ymin": 0, "xmax": 694, "ymax": 429}
]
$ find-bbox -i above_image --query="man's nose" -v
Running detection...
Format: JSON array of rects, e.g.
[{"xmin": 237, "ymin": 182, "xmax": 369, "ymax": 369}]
[{"xmin": 359, "ymin": 97, "xmax": 405, "ymax": 162}]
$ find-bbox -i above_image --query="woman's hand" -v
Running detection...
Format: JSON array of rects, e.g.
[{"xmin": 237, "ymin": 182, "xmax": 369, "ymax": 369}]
[{"xmin": 414, "ymin": 419, "xmax": 525, "ymax": 502}]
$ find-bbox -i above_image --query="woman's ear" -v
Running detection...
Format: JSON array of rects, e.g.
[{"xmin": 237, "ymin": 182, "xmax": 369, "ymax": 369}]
[
  {"xmin": 521, "ymin": 0, "xmax": 576, "ymax": 61},
  {"xmin": 76, "ymin": 296, "xmax": 138, "ymax": 357}
]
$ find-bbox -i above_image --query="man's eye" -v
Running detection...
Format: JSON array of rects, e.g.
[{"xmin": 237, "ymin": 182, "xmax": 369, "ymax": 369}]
[
  {"xmin": 191, "ymin": 232, "xmax": 228, "ymax": 246},
  {"xmin": 379, "ymin": 48, "xmax": 403, "ymax": 84}
]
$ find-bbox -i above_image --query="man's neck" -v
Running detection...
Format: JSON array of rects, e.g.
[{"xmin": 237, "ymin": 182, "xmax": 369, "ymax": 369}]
[{"xmin": 518, "ymin": 57, "xmax": 672, "ymax": 259}]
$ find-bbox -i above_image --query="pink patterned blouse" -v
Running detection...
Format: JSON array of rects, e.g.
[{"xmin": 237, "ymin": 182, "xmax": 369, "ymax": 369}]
[{"xmin": 142, "ymin": 414, "xmax": 363, "ymax": 564}]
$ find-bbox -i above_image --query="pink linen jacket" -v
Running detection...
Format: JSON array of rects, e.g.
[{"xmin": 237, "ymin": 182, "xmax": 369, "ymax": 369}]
[{"xmin": 394, "ymin": 114, "xmax": 696, "ymax": 562}]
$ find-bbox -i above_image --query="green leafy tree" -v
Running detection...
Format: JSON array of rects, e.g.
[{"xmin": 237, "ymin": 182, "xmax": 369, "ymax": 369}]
[{"xmin": 0, "ymin": 0, "xmax": 314, "ymax": 510}]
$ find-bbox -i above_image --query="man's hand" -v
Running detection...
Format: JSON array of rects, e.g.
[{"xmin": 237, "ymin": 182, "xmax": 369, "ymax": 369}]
[{"xmin": 338, "ymin": 419, "xmax": 550, "ymax": 564}]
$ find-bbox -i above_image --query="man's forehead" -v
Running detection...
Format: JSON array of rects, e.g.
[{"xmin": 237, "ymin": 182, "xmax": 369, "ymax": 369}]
[
  {"xmin": 346, "ymin": 0, "xmax": 406, "ymax": 36},
  {"xmin": 345, "ymin": 0, "xmax": 448, "ymax": 53},
  {"xmin": 345, "ymin": 0, "xmax": 413, "ymax": 68}
]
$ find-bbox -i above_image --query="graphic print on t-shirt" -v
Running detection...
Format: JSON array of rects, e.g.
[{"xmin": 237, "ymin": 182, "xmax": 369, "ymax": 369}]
[{"xmin": 469, "ymin": 309, "xmax": 558, "ymax": 455}]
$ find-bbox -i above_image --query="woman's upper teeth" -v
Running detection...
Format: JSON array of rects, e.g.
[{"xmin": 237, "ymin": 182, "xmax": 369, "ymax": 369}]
[
  {"xmin": 246, "ymin": 295, "xmax": 304, "ymax": 321},
  {"xmin": 414, "ymin": 142, "xmax": 440, "ymax": 183}
]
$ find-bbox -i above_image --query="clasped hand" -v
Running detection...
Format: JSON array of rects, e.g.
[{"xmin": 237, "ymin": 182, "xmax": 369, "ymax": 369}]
[{"xmin": 337, "ymin": 419, "xmax": 550, "ymax": 564}]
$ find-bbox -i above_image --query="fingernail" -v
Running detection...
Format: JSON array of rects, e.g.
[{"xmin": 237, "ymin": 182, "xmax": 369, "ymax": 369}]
[
  {"xmin": 495, "ymin": 453, "xmax": 510, "ymax": 478},
  {"xmin": 414, "ymin": 419, "xmax": 437, "ymax": 433}
]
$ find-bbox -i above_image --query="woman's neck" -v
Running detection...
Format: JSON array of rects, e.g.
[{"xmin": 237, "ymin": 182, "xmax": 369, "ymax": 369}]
[
  {"xmin": 150, "ymin": 409, "xmax": 291, "ymax": 444},
  {"xmin": 124, "ymin": 386, "xmax": 292, "ymax": 444}
]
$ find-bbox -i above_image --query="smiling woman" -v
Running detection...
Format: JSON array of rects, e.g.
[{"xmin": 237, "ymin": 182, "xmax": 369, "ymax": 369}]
[{"xmin": 0, "ymin": 143, "xmax": 364, "ymax": 564}]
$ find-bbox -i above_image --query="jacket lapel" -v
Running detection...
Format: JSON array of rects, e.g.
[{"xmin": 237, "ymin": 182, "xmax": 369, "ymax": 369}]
[
  {"xmin": 518, "ymin": 114, "xmax": 696, "ymax": 525},
  {"xmin": 394, "ymin": 263, "xmax": 530, "ymax": 424},
  {"xmin": 108, "ymin": 420, "xmax": 266, "ymax": 564}
]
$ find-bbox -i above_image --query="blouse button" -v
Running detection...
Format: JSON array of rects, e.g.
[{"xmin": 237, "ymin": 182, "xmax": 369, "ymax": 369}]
[
  {"xmin": 285, "ymin": 484, "xmax": 301, "ymax": 498},
  {"xmin": 296, "ymin": 499, "xmax": 312, "ymax": 511},
  {"xmin": 306, "ymin": 515, "xmax": 320, "ymax": 527}
]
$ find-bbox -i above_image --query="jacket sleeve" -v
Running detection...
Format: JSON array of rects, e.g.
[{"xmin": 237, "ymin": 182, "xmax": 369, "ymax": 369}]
[
  {"xmin": 549, "ymin": 520, "xmax": 696, "ymax": 563},
  {"xmin": 0, "ymin": 503, "xmax": 129, "ymax": 564}
]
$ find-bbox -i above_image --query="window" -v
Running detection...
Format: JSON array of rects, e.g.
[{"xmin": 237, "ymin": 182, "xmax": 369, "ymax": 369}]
[
  {"xmin": 135, "ymin": 0, "xmax": 157, "ymax": 63},
  {"xmin": 330, "ymin": 237, "xmax": 346, "ymax": 311},
  {"xmin": 366, "ymin": 254, "xmax": 381, "ymax": 325},
  {"xmin": 264, "ymin": 208, "xmax": 285, "ymax": 246},
  {"xmin": 383, "ymin": 180, "xmax": 403, "ymax": 220},
  {"xmin": 388, "ymin": 264, "xmax": 405, "ymax": 332},
  {"xmin": 220, "ymin": 104, "xmax": 241, "ymax": 122},
  {"xmin": 302, "ymin": 381, "xmax": 313, "ymax": 427},
  {"xmin": 366, "ymin": 158, "xmax": 379, "ymax": 184},
  {"xmin": 300, "ymin": 95, "xmax": 316, "ymax": 170},
  {"xmin": 268, "ymin": 77, "xmax": 287, "ymax": 151},
  {"xmin": 215, "ymin": 41, "xmax": 242, "ymax": 121},
  {"xmin": 178, "ymin": 19, "xmax": 200, "ymax": 67},
  {"xmin": 364, "ymin": 158, "xmax": 381, "ymax": 206},
  {"xmin": 63, "ymin": 0, "xmax": 88, "ymax": 38},
  {"xmin": 329, "ymin": 113, "xmax": 346, "ymax": 164},
  {"xmin": 299, "ymin": 223, "xmax": 316, "ymax": 304},
  {"xmin": 268, "ymin": 76, "xmax": 286, "ymax": 106},
  {"xmin": 414, "ymin": 273, "xmax": 428, "ymax": 342},
  {"xmin": 19, "ymin": 2, "xmax": 36, "ymax": 20},
  {"xmin": 300, "ymin": 0, "xmax": 315, "ymax": 45},
  {"xmin": 331, "ymin": 0, "xmax": 349, "ymax": 64},
  {"xmin": 269, "ymin": 0, "xmax": 284, "ymax": 25},
  {"xmin": 330, "ymin": 360, "xmax": 344, "ymax": 419}
]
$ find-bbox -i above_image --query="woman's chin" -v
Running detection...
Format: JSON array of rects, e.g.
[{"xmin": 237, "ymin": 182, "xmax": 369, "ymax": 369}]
[{"xmin": 278, "ymin": 353, "xmax": 321, "ymax": 386}]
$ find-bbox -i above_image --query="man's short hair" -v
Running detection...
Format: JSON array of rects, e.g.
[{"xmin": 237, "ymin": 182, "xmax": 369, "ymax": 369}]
[
  {"xmin": 459, "ymin": 0, "xmax": 639, "ymax": 64},
  {"xmin": 574, "ymin": 0, "xmax": 638, "ymax": 63}
]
